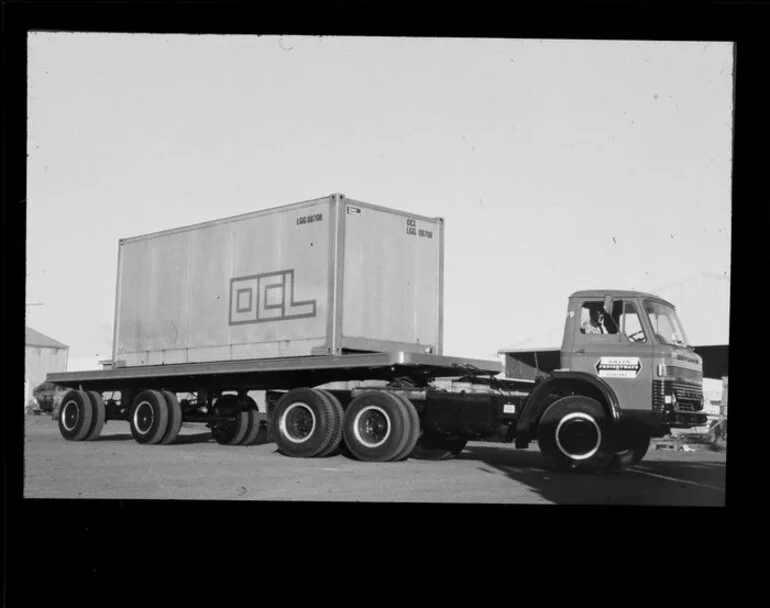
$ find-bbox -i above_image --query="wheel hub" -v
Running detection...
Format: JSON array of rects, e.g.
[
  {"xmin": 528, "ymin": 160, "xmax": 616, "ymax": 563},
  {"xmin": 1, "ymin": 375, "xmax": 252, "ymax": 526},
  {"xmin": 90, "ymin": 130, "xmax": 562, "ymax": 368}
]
[
  {"xmin": 134, "ymin": 401, "xmax": 154, "ymax": 434},
  {"xmin": 281, "ymin": 403, "xmax": 316, "ymax": 443},
  {"xmin": 555, "ymin": 413, "xmax": 602, "ymax": 460},
  {"xmin": 353, "ymin": 406, "xmax": 391, "ymax": 448},
  {"xmin": 62, "ymin": 401, "xmax": 79, "ymax": 431}
]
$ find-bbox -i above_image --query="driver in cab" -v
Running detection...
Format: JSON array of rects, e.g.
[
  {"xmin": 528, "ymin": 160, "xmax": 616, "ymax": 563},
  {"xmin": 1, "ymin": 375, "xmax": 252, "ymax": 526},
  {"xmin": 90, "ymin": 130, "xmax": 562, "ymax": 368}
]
[{"xmin": 582, "ymin": 308, "xmax": 608, "ymax": 334}]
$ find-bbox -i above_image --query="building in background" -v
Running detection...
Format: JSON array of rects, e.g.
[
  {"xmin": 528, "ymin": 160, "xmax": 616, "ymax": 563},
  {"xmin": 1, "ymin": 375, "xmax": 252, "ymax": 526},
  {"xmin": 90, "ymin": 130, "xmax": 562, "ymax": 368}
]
[{"xmin": 25, "ymin": 326, "xmax": 69, "ymax": 406}]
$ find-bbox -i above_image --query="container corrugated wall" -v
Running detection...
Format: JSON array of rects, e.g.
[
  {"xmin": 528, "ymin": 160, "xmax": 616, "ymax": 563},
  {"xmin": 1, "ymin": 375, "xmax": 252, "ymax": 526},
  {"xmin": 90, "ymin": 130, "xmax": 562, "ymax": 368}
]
[{"xmin": 113, "ymin": 194, "xmax": 443, "ymax": 367}]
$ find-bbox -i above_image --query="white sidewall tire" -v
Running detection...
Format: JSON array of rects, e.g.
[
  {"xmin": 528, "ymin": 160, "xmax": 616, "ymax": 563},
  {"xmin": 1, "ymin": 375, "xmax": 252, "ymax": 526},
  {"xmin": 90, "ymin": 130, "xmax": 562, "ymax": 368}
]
[
  {"xmin": 555, "ymin": 412, "xmax": 602, "ymax": 461},
  {"xmin": 280, "ymin": 402, "xmax": 316, "ymax": 444},
  {"xmin": 133, "ymin": 401, "xmax": 154, "ymax": 436},
  {"xmin": 352, "ymin": 405, "xmax": 392, "ymax": 448},
  {"xmin": 61, "ymin": 400, "xmax": 79, "ymax": 432}
]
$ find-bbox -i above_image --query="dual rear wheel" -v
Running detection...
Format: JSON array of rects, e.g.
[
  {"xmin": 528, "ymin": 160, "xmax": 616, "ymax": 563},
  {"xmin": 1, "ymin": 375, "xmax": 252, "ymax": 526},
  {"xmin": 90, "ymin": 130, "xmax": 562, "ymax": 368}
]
[
  {"xmin": 58, "ymin": 390, "xmax": 106, "ymax": 441},
  {"xmin": 270, "ymin": 388, "xmax": 421, "ymax": 462}
]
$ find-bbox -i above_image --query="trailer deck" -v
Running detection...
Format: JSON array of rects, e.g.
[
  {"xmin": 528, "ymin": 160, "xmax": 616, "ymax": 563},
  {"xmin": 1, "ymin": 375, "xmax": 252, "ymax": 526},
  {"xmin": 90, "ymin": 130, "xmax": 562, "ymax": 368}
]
[{"xmin": 47, "ymin": 351, "xmax": 504, "ymax": 392}]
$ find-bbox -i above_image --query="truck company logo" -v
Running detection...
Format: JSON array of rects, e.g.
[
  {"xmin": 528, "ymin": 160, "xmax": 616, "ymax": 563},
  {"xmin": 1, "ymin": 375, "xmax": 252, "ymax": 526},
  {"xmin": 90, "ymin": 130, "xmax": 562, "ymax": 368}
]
[
  {"xmin": 595, "ymin": 356, "xmax": 642, "ymax": 379},
  {"xmin": 229, "ymin": 269, "xmax": 317, "ymax": 326}
]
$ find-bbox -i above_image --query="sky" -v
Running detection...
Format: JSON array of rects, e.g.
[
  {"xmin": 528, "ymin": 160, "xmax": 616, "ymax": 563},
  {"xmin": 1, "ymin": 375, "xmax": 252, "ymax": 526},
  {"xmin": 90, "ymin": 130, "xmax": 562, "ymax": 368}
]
[{"xmin": 26, "ymin": 33, "xmax": 733, "ymax": 368}]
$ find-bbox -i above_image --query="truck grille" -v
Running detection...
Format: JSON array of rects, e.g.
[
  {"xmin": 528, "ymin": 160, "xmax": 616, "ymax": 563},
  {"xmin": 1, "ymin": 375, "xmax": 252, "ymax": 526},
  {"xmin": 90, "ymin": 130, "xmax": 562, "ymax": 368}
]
[{"xmin": 652, "ymin": 380, "xmax": 703, "ymax": 413}]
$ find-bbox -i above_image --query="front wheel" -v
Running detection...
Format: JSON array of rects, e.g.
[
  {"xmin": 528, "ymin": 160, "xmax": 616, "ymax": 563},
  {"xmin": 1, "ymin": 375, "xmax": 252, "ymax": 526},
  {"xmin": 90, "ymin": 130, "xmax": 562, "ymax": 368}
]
[{"xmin": 537, "ymin": 395, "xmax": 612, "ymax": 472}]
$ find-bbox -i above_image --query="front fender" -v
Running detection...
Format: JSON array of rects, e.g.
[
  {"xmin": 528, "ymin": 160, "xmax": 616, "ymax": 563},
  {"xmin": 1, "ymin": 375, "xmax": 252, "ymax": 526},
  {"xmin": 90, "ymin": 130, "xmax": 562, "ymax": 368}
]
[{"xmin": 516, "ymin": 371, "xmax": 621, "ymax": 438}]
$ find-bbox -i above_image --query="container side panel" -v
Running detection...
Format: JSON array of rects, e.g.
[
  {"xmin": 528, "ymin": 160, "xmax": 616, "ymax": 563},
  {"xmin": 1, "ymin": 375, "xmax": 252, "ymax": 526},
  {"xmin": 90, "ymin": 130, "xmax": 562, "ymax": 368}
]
[
  {"xmin": 228, "ymin": 200, "xmax": 329, "ymax": 346},
  {"xmin": 342, "ymin": 204, "xmax": 441, "ymax": 351},
  {"xmin": 116, "ymin": 199, "xmax": 331, "ymax": 365}
]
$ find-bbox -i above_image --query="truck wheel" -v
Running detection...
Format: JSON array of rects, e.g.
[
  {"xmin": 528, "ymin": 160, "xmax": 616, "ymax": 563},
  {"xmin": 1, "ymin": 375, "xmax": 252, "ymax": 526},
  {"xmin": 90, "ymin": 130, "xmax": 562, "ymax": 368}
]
[
  {"xmin": 537, "ymin": 395, "xmax": 612, "ymax": 472},
  {"xmin": 159, "ymin": 390, "xmax": 183, "ymax": 445},
  {"xmin": 314, "ymin": 389, "xmax": 344, "ymax": 457},
  {"xmin": 58, "ymin": 390, "xmax": 94, "ymax": 441},
  {"xmin": 129, "ymin": 390, "xmax": 170, "ymax": 445},
  {"xmin": 391, "ymin": 394, "xmax": 421, "ymax": 461},
  {"xmin": 270, "ymin": 388, "xmax": 339, "ymax": 457},
  {"xmin": 410, "ymin": 430, "xmax": 468, "ymax": 461},
  {"xmin": 236, "ymin": 397, "xmax": 261, "ymax": 446},
  {"xmin": 211, "ymin": 396, "xmax": 250, "ymax": 445},
  {"xmin": 83, "ymin": 390, "xmax": 106, "ymax": 441},
  {"xmin": 608, "ymin": 434, "xmax": 650, "ymax": 469},
  {"xmin": 241, "ymin": 408, "xmax": 262, "ymax": 446},
  {"xmin": 342, "ymin": 391, "xmax": 412, "ymax": 462}
]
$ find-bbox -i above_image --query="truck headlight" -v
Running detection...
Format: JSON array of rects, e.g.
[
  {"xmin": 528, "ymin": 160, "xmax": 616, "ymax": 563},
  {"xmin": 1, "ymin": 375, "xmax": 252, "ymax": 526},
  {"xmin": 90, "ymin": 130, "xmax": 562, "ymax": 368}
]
[{"xmin": 657, "ymin": 364, "xmax": 667, "ymax": 377}]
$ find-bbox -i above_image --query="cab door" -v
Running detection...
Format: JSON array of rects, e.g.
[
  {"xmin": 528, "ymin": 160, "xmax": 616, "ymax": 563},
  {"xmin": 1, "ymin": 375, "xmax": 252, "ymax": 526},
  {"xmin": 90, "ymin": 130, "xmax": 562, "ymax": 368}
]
[{"xmin": 568, "ymin": 298, "xmax": 654, "ymax": 412}]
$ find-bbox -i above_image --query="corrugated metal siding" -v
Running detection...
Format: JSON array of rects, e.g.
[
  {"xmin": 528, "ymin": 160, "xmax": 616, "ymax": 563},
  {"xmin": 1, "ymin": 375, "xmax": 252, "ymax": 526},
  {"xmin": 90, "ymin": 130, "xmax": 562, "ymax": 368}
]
[
  {"xmin": 25, "ymin": 346, "xmax": 68, "ymax": 391},
  {"xmin": 116, "ymin": 198, "xmax": 331, "ymax": 365}
]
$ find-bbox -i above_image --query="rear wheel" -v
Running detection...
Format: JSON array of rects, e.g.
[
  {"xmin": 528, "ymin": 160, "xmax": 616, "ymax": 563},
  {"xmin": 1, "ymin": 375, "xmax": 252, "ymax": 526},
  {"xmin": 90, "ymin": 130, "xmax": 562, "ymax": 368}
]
[
  {"xmin": 270, "ymin": 388, "xmax": 340, "ymax": 458},
  {"xmin": 159, "ymin": 390, "xmax": 183, "ymax": 445},
  {"xmin": 129, "ymin": 390, "xmax": 170, "ymax": 445},
  {"xmin": 211, "ymin": 396, "xmax": 250, "ymax": 445},
  {"xmin": 58, "ymin": 390, "xmax": 94, "ymax": 441},
  {"xmin": 410, "ymin": 429, "xmax": 468, "ymax": 461},
  {"xmin": 537, "ymin": 395, "xmax": 612, "ymax": 472},
  {"xmin": 391, "ymin": 394, "xmax": 421, "ymax": 461},
  {"xmin": 342, "ymin": 391, "xmax": 411, "ymax": 462},
  {"xmin": 315, "ymin": 389, "xmax": 344, "ymax": 457},
  {"xmin": 241, "ymin": 407, "xmax": 262, "ymax": 446},
  {"xmin": 83, "ymin": 390, "xmax": 106, "ymax": 441}
]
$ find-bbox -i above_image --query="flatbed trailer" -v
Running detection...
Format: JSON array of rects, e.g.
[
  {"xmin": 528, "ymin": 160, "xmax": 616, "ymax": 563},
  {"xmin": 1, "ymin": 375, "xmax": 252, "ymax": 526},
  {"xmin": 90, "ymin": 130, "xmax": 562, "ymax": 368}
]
[{"xmin": 46, "ymin": 195, "xmax": 709, "ymax": 471}]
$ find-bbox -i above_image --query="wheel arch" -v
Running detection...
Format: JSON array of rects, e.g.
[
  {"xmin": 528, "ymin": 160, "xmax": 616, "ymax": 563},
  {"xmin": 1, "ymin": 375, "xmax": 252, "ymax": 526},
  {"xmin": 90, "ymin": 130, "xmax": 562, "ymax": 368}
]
[{"xmin": 517, "ymin": 371, "xmax": 621, "ymax": 438}]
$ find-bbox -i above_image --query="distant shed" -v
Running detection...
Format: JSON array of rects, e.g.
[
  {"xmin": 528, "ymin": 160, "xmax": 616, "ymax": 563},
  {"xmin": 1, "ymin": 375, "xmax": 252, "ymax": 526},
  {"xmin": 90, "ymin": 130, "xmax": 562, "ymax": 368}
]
[{"xmin": 25, "ymin": 327, "xmax": 69, "ymax": 405}]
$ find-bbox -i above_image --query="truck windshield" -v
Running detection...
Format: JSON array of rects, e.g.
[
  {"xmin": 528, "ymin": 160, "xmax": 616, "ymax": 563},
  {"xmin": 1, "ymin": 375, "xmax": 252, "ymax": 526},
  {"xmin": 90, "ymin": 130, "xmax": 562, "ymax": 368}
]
[{"xmin": 644, "ymin": 301, "xmax": 690, "ymax": 347}]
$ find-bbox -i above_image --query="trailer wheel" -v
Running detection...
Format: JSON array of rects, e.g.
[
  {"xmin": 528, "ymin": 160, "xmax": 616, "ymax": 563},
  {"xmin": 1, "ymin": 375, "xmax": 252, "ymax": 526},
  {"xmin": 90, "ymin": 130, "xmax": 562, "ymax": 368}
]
[
  {"xmin": 159, "ymin": 391, "xmax": 183, "ymax": 445},
  {"xmin": 607, "ymin": 434, "xmax": 651, "ymax": 469},
  {"xmin": 314, "ymin": 389, "xmax": 344, "ymax": 457},
  {"xmin": 129, "ymin": 390, "xmax": 170, "ymax": 445},
  {"xmin": 58, "ymin": 390, "xmax": 94, "ymax": 441},
  {"xmin": 211, "ymin": 396, "xmax": 251, "ymax": 445},
  {"xmin": 342, "ymin": 391, "xmax": 411, "ymax": 462},
  {"xmin": 270, "ymin": 388, "xmax": 339, "ymax": 458},
  {"xmin": 240, "ymin": 398, "xmax": 262, "ymax": 446},
  {"xmin": 410, "ymin": 430, "xmax": 468, "ymax": 461},
  {"xmin": 83, "ymin": 390, "xmax": 106, "ymax": 441},
  {"xmin": 391, "ymin": 394, "xmax": 421, "ymax": 461},
  {"xmin": 537, "ymin": 395, "xmax": 612, "ymax": 472}
]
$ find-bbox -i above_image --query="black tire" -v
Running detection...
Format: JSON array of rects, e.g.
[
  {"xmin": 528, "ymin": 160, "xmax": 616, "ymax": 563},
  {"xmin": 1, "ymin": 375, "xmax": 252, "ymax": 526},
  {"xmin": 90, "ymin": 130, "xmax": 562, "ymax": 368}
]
[
  {"xmin": 391, "ymin": 394, "xmax": 421, "ymax": 461},
  {"xmin": 129, "ymin": 390, "xmax": 170, "ymax": 445},
  {"xmin": 537, "ymin": 395, "xmax": 612, "ymax": 472},
  {"xmin": 270, "ymin": 388, "xmax": 338, "ymax": 457},
  {"xmin": 342, "ymin": 390, "xmax": 411, "ymax": 462},
  {"xmin": 58, "ymin": 390, "xmax": 94, "ymax": 441},
  {"xmin": 159, "ymin": 390, "xmax": 183, "ymax": 445},
  {"xmin": 211, "ymin": 396, "xmax": 250, "ymax": 445},
  {"xmin": 240, "ymin": 399, "xmax": 262, "ymax": 446},
  {"xmin": 607, "ymin": 434, "xmax": 650, "ymax": 470},
  {"xmin": 83, "ymin": 390, "xmax": 106, "ymax": 441},
  {"xmin": 410, "ymin": 429, "xmax": 468, "ymax": 461},
  {"xmin": 314, "ymin": 389, "xmax": 344, "ymax": 457}
]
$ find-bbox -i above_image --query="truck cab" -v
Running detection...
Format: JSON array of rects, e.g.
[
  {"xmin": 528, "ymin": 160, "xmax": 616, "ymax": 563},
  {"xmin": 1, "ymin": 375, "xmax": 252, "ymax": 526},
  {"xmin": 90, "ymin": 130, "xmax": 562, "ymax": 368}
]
[{"xmin": 563, "ymin": 290, "xmax": 706, "ymax": 432}]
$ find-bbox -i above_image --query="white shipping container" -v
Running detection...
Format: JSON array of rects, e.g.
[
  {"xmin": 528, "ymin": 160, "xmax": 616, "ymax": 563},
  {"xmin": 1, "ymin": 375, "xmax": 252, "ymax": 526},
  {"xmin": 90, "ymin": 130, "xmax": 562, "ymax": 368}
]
[{"xmin": 113, "ymin": 194, "xmax": 444, "ymax": 367}]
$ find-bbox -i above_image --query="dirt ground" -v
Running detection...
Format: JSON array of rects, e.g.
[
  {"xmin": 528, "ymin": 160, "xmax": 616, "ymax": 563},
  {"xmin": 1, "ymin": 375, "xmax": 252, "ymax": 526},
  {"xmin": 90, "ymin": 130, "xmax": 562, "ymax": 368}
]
[{"xmin": 22, "ymin": 415, "xmax": 727, "ymax": 505}]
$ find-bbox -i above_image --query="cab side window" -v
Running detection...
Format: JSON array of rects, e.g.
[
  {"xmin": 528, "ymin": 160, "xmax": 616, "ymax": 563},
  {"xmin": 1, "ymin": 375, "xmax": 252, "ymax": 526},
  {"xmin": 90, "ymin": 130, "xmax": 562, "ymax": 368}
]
[
  {"xmin": 580, "ymin": 302, "xmax": 615, "ymax": 335},
  {"xmin": 621, "ymin": 302, "xmax": 647, "ymax": 342}
]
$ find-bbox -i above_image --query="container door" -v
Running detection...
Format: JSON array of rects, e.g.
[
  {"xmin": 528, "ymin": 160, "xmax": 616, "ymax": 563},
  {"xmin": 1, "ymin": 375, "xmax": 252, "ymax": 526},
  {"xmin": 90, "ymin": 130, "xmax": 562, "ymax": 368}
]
[{"xmin": 569, "ymin": 298, "xmax": 654, "ymax": 411}]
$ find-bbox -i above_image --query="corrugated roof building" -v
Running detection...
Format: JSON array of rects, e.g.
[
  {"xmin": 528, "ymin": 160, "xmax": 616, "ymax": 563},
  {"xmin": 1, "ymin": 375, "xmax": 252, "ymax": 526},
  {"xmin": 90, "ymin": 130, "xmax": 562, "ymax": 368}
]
[{"xmin": 25, "ymin": 327, "xmax": 69, "ymax": 407}]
